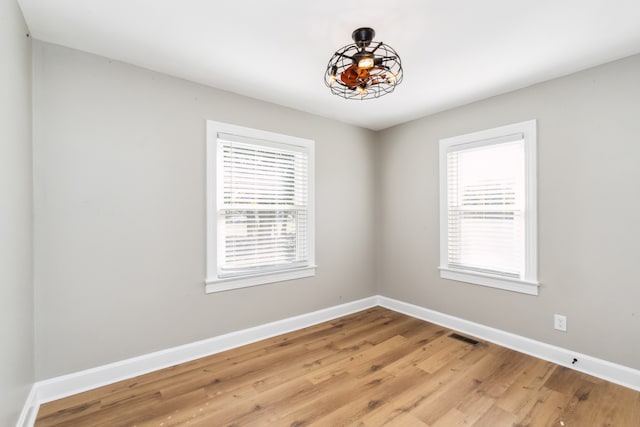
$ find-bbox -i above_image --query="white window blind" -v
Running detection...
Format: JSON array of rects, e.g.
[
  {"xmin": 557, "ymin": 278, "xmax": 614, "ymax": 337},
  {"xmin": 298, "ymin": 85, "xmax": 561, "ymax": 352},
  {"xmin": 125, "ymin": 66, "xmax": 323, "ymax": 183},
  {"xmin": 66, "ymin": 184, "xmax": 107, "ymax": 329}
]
[
  {"xmin": 217, "ymin": 133, "xmax": 310, "ymax": 277},
  {"xmin": 439, "ymin": 120, "xmax": 538, "ymax": 295},
  {"xmin": 446, "ymin": 136, "xmax": 524, "ymax": 278}
]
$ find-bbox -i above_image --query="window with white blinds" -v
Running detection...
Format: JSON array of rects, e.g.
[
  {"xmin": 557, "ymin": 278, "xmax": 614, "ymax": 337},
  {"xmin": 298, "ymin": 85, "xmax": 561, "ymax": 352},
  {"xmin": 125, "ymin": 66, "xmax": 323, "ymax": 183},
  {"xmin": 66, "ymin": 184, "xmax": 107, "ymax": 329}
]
[
  {"xmin": 206, "ymin": 122, "xmax": 315, "ymax": 293},
  {"xmin": 439, "ymin": 120, "xmax": 538, "ymax": 295}
]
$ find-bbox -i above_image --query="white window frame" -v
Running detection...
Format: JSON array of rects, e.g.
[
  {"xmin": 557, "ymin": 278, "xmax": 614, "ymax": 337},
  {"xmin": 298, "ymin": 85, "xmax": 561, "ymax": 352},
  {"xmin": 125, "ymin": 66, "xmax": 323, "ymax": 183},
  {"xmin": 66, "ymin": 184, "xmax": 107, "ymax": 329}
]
[
  {"xmin": 205, "ymin": 121, "xmax": 315, "ymax": 293},
  {"xmin": 439, "ymin": 120, "xmax": 538, "ymax": 295}
]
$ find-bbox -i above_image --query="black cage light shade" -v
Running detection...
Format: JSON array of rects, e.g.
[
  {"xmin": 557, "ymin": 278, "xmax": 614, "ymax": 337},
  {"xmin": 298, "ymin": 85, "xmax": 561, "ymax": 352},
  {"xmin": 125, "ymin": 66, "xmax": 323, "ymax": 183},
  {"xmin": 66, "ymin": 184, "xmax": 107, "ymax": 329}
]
[{"xmin": 324, "ymin": 27, "xmax": 403, "ymax": 100}]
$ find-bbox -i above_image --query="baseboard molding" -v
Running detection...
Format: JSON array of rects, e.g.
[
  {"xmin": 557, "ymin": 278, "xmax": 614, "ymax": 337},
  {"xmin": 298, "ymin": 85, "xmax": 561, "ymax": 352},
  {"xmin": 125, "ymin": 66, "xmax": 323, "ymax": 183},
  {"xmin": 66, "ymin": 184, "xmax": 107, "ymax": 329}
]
[
  {"xmin": 16, "ymin": 384, "xmax": 38, "ymax": 427},
  {"xmin": 33, "ymin": 296, "xmax": 378, "ymax": 407},
  {"xmin": 377, "ymin": 296, "xmax": 640, "ymax": 392},
  {"xmin": 20, "ymin": 294, "xmax": 640, "ymax": 426}
]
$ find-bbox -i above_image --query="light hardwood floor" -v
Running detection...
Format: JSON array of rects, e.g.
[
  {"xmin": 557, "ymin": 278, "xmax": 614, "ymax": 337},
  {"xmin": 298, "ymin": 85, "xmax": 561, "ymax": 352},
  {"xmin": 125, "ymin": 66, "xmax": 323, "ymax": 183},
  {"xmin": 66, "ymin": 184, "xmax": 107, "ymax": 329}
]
[{"xmin": 36, "ymin": 307, "xmax": 640, "ymax": 426}]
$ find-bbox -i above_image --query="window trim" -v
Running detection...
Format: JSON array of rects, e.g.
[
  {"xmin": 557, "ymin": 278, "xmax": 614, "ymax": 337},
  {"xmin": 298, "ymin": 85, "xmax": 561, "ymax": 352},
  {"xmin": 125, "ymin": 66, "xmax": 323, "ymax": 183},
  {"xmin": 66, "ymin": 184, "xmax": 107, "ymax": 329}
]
[
  {"xmin": 438, "ymin": 120, "xmax": 539, "ymax": 295},
  {"xmin": 205, "ymin": 121, "xmax": 316, "ymax": 294}
]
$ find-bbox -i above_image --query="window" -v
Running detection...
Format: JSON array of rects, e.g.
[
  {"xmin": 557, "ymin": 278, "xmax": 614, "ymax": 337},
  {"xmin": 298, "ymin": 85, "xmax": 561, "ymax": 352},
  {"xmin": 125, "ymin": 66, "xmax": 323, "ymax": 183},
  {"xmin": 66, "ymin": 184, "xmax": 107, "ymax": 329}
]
[
  {"xmin": 206, "ymin": 121, "xmax": 315, "ymax": 293},
  {"xmin": 439, "ymin": 120, "xmax": 538, "ymax": 295}
]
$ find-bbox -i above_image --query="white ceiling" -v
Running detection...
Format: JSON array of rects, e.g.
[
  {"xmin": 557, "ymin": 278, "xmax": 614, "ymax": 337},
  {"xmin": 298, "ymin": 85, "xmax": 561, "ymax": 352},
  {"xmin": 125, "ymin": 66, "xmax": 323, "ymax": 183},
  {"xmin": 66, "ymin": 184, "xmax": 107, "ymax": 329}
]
[{"xmin": 17, "ymin": 0, "xmax": 640, "ymax": 130}]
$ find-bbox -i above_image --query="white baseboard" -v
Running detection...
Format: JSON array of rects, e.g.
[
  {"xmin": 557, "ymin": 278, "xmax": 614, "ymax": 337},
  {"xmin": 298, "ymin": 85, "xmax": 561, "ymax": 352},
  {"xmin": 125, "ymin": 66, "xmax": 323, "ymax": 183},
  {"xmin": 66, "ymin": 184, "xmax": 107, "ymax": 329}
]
[
  {"xmin": 34, "ymin": 296, "xmax": 378, "ymax": 407},
  {"xmin": 15, "ymin": 384, "xmax": 38, "ymax": 427},
  {"xmin": 377, "ymin": 296, "xmax": 640, "ymax": 392},
  {"xmin": 20, "ymin": 294, "xmax": 640, "ymax": 427}
]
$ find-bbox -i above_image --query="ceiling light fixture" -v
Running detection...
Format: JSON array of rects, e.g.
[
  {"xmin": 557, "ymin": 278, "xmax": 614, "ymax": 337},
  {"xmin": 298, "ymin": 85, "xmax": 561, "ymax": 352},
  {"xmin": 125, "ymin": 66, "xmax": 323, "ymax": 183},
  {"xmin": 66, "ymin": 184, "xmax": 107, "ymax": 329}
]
[{"xmin": 324, "ymin": 27, "xmax": 403, "ymax": 100}]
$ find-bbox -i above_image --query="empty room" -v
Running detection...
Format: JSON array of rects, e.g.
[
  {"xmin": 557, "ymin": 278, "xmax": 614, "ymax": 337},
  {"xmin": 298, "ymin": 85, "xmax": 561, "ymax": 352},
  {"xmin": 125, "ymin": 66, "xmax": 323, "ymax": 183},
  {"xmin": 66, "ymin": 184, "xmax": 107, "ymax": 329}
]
[{"xmin": 2, "ymin": 0, "xmax": 640, "ymax": 426}]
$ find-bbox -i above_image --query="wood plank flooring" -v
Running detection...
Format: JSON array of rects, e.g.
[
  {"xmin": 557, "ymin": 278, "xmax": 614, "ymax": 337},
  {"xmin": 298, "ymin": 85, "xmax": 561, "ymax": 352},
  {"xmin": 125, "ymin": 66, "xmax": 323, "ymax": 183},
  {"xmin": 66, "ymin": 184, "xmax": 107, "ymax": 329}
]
[{"xmin": 35, "ymin": 307, "xmax": 640, "ymax": 426}]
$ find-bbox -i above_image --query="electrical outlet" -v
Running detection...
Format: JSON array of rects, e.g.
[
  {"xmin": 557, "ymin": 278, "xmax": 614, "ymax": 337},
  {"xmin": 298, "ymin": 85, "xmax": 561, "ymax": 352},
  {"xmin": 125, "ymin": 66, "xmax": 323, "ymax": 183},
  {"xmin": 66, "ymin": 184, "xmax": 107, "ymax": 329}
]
[{"xmin": 554, "ymin": 314, "xmax": 567, "ymax": 332}]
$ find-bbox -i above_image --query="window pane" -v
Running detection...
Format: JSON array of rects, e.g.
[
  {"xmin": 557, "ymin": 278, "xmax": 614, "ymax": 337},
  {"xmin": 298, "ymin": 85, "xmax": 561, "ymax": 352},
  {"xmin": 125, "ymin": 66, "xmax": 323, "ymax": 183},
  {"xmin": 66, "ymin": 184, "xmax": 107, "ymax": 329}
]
[
  {"xmin": 447, "ymin": 140, "xmax": 525, "ymax": 277},
  {"xmin": 220, "ymin": 142, "xmax": 308, "ymax": 208},
  {"xmin": 219, "ymin": 209, "xmax": 308, "ymax": 275},
  {"xmin": 218, "ymin": 139, "xmax": 309, "ymax": 277}
]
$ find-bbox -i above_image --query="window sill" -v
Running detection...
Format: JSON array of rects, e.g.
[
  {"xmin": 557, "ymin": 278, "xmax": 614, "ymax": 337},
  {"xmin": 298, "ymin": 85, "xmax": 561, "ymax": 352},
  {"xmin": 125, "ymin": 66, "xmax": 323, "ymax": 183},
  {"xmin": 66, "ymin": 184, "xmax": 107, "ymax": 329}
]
[
  {"xmin": 205, "ymin": 265, "xmax": 317, "ymax": 294},
  {"xmin": 438, "ymin": 267, "xmax": 539, "ymax": 295}
]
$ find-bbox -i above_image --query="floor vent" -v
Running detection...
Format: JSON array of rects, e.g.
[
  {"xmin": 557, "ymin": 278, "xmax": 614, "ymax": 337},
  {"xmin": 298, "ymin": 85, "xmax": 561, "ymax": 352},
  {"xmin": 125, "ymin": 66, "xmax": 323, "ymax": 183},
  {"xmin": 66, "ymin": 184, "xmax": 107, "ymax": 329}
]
[{"xmin": 448, "ymin": 333, "xmax": 480, "ymax": 345}]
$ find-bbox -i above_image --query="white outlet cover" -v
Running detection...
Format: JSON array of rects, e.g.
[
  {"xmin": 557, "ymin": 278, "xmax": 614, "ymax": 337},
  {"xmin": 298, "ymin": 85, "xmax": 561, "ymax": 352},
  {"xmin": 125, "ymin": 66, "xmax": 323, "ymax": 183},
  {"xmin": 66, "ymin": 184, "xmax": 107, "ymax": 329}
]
[{"xmin": 554, "ymin": 314, "xmax": 567, "ymax": 331}]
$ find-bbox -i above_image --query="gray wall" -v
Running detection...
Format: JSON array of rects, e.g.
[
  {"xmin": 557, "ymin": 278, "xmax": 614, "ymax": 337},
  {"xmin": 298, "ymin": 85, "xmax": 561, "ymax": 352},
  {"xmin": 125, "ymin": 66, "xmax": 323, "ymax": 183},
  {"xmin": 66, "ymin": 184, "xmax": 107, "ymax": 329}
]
[
  {"xmin": 30, "ymin": 38, "xmax": 640, "ymax": 382},
  {"xmin": 377, "ymin": 54, "xmax": 640, "ymax": 369},
  {"xmin": 0, "ymin": 0, "xmax": 34, "ymax": 425},
  {"xmin": 32, "ymin": 42, "xmax": 377, "ymax": 379}
]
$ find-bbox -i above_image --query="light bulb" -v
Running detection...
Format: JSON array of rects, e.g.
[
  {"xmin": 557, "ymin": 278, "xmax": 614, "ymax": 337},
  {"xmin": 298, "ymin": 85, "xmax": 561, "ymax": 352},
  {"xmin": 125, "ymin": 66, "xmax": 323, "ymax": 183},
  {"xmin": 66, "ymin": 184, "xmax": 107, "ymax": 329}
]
[{"xmin": 357, "ymin": 56, "xmax": 375, "ymax": 69}]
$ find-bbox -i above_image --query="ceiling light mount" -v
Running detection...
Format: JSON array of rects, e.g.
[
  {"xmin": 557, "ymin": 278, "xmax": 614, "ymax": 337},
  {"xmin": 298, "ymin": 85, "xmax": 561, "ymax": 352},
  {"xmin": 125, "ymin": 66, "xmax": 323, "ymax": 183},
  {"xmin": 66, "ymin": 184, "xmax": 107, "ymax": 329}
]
[
  {"xmin": 352, "ymin": 27, "xmax": 375, "ymax": 48},
  {"xmin": 325, "ymin": 27, "xmax": 403, "ymax": 100}
]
